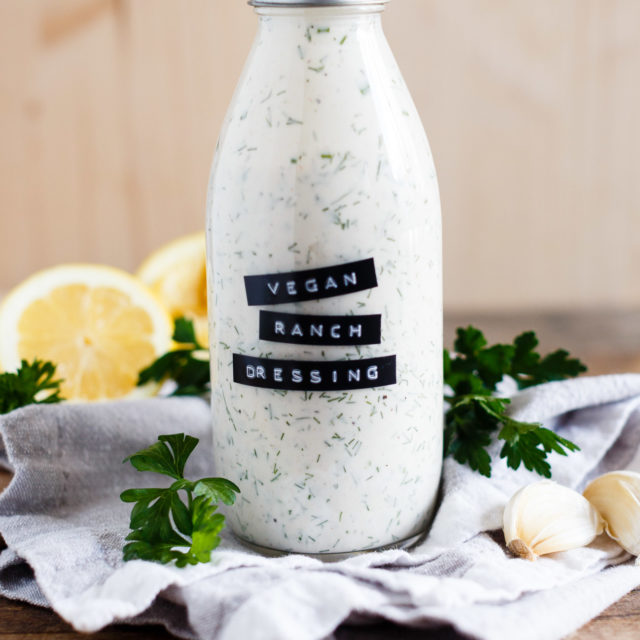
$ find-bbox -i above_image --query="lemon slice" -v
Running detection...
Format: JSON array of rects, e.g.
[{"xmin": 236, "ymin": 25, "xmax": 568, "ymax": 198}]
[
  {"xmin": 0, "ymin": 264, "xmax": 173, "ymax": 402},
  {"xmin": 136, "ymin": 232, "xmax": 209, "ymax": 346}
]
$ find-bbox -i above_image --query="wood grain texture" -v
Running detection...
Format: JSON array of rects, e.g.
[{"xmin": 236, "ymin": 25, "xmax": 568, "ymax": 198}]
[
  {"xmin": 0, "ymin": 311, "xmax": 639, "ymax": 639},
  {"xmin": 1, "ymin": 1, "xmax": 640, "ymax": 311}
]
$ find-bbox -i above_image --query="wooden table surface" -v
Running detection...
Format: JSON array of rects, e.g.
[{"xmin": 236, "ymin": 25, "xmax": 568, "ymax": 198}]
[{"xmin": 1, "ymin": 311, "xmax": 639, "ymax": 640}]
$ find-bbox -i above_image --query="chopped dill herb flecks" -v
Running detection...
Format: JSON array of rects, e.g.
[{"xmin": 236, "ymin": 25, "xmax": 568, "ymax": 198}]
[
  {"xmin": 206, "ymin": 8, "xmax": 452, "ymax": 554},
  {"xmin": 336, "ymin": 152, "xmax": 350, "ymax": 171}
]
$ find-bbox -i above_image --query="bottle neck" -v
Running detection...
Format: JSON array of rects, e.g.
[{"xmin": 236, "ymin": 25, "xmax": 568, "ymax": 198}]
[
  {"xmin": 254, "ymin": 5, "xmax": 385, "ymax": 43},
  {"xmin": 250, "ymin": 0, "xmax": 387, "ymax": 10},
  {"xmin": 255, "ymin": 5, "xmax": 385, "ymax": 16}
]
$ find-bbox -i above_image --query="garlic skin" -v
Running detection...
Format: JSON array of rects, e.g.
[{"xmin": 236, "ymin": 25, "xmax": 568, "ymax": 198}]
[
  {"xmin": 583, "ymin": 471, "xmax": 640, "ymax": 559},
  {"xmin": 503, "ymin": 480, "xmax": 605, "ymax": 561}
]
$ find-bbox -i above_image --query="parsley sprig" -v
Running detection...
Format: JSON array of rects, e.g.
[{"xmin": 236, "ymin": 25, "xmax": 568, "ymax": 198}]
[
  {"xmin": 120, "ymin": 433, "xmax": 240, "ymax": 566},
  {"xmin": 444, "ymin": 327, "xmax": 586, "ymax": 478},
  {"xmin": 138, "ymin": 318, "xmax": 210, "ymax": 396},
  {"xmin": 0, "ymin": 359, "xmax": 64, "ymax": 414}
]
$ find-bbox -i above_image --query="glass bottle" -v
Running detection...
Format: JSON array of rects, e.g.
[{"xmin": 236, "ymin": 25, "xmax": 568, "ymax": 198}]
[{"xmin": 206, "ymin": 0, "xmax": 442, "ymax": 557}]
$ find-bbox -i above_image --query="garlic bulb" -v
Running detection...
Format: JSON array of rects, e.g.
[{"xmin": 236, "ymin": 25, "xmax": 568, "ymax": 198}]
[
  {"xmin": 583, "ymin": 470, "xmax": 640, "ymax": 559},
  {"xmin": 503, "ymin": 480, "xmax": 605, "ymax": 561}
]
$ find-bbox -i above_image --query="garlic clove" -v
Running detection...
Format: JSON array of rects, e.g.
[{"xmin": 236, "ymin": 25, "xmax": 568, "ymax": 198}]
[
  {"xmin": 583, "ymin": 470, "xmax": 640, "ymax": 557},
  {"xmin": 503, "ymin": 480, "xmax": 605, "ymax": 561}
]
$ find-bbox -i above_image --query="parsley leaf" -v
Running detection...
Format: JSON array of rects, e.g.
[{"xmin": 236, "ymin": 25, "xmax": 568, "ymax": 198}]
[
  {"xmin": 444, "ymin": 327, "xmax": 586, "ymax": 478},
  {"xmin": 137, "ymin": 318, "xmax": 210, "ymax": 396},
  {"xmin": 121, "ymin": 433, "xmax": 240, "ymax": 566},
  {"xmin": 509, "ymin": 331, "xmax": 586, "ymax": 388},
  {"xmin": 444, "ymin": 395, "xmax": 507, "ymax": 477},
  {"xmin": 124, "ymin": 433, "xmax": 199, "ymax": 479},
  {"xmin": 0, "ymin": 359, "xmax": 64, "ymax": 414}
]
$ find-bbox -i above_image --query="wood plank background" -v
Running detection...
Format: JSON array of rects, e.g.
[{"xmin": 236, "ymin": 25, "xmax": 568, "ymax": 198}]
[{"xmin": 1, "ymin": 0, "xmax": 639, "ymax": 312}]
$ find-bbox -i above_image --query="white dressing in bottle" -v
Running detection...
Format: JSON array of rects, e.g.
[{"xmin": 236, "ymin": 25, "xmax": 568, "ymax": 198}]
[{"xmin": 206, "ymin": 0, "xmax": 442, "ymax": 556}]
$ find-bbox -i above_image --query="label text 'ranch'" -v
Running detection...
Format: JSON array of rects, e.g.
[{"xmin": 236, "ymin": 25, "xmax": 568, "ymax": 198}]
[{"xmin": 259, "ymin": 310, "xmax": 381, "ymax": 346}]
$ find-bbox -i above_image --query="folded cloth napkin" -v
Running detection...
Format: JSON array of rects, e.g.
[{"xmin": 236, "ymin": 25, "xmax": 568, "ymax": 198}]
[{"xmin": 2, "ymin": 376, "xmax": 640, "ymax": 640}]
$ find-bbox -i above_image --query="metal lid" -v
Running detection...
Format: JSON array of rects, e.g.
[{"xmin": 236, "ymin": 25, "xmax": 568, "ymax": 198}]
[{"xmin": 249, "ymin": 0, "xmax": 389, "ymax": 7}]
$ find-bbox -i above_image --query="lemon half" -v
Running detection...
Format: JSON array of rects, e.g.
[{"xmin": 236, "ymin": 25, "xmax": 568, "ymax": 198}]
[
  {"xmin": 0, "ymin": 264, "xmax": 173, "ymax": 401},
  {"xmin": 136, "ymin": 232, "xmax": 208, "ymax": 346}
]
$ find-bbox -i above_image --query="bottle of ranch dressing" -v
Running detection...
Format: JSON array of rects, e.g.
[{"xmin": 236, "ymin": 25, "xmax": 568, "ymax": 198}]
[{"xmin": 206, "ymin": 0, "xmax": 442, "ymax": 557}]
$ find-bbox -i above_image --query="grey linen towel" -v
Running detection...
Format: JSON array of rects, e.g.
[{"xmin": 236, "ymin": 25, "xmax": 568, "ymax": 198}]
[{"xmin": 2, "ymin": 377, "xmax": 640, "ymax": 640}]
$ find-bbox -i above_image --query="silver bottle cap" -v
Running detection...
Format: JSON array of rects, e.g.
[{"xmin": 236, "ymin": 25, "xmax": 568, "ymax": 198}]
[{"xmin": 249, "ymin": 1, "xmax": 389, "ymax": 7}]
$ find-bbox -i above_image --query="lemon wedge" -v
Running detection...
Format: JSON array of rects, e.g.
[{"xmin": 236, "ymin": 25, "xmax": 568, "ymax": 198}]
[
  {"xmin": 0, "ymin": 264, "xmax": 173, "ymax": 402},
  {"xmin": 136, "ymin": 232, "xmax": 209, "ymax": 346}
]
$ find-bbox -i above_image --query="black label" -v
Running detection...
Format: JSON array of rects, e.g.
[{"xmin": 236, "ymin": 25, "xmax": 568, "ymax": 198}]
[
  {"xmin": 233, "ymin": 354, "xmax": 396, "ymax": 391},
  {"xmin": 259, "ymin": 310, "xmax": 381, "ymax": 346},
  {"xmin": 244, "ymin": 258, "xmax": 377, "ymax": 306}
]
